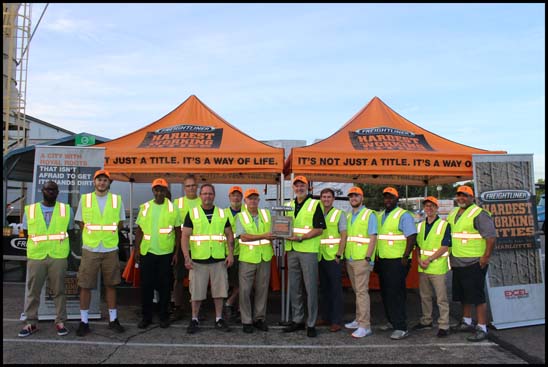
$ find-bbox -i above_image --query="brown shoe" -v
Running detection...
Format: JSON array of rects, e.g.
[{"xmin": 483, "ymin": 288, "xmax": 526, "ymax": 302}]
[
  {"xmin": 315, "ymin": 319, "xmax": 329, "ymax": 327},
  {"xmin": 329, "ymin": 324, "xmax": 342, "ymax": 332}
]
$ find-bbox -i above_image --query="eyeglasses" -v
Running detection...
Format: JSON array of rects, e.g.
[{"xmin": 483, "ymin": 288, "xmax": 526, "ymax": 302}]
[{"xmin": 185, "ymin": 184, "xmax": 197, "ymax": 188}]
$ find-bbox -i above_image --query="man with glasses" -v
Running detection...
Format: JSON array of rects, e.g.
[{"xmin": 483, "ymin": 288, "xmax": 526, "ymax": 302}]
[{"xmin": 181, "ymin": 184, "xmax": 235, "ymax": 334}]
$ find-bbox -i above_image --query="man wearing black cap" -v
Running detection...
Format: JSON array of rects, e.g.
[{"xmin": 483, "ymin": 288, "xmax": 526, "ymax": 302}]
[
  {"xmin": 447, "ymin": 185, "xmax": 496, "ymax": 342},
  {"xmin": 377, "ymin": 186, "xmax": 417, "ymax": 340},
  {"xmin": 134, "ymin": 178, "xmax": 181, "ymax": 329},
  {"xmin": 75, "ymin": 169, "xmax": 126, "ymax": 336},
  {"xmin": 283, "ymin": 176, "xmax": 326, "ymax": 337}
]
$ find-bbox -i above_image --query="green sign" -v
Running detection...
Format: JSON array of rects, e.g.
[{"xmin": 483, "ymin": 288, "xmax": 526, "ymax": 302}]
[{"xmin": 75, "ymin": 134, "xmax": 95, "ymax": 146}]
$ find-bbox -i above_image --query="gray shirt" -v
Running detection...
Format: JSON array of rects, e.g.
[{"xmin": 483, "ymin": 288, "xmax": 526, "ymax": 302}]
[
  {"xmin": 75, "ymin": 193, "xmax": 126, "ymax": 253},
  {"xmin": 450, "ymin": 209, "xmax": 497, "ymax": 268}
]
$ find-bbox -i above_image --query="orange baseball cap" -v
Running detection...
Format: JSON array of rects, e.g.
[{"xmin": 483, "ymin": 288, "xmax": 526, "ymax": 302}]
[
  {"xmin": 93, "ymin": 169, "xmax": 111, "ymax": 180},
  {"xmin": 422, "ymin": 196, "xmax": 439, "ymax": 207},
  {"xmin": 244, "ymin": 188, "xmax": 260, "ymax": 198},
  {"xmin": 151, "ymin": 178, "xmax": 168, "ymax": 188},
  {"xmin": 383, "ymin": 186, "xmax": 399, "ymax": 198},
  {"xmin": 293, "ymin": 175, "xmax": 308, "ymax": 185},
  {"xmin": 347, "ymin": 186, "xmax": 364, "ymax": 196},
  {"xmin": 228, "ymin": 186, "xmax": 243, "ymax": 195},
  {"xmin": 456, "ymin": 185, "xmax": 474, "ymax": 197}
]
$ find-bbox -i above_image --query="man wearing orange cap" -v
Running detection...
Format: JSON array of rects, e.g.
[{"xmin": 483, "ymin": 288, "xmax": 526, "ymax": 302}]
[
  {"xmin": 234, "ymin": 188, "xmax": 276, "ymax": 333},
  {"xmin": 75, "ymin": 169, "xmax": 126, "ymax": 336},
  {"xmin": 283, "ymin": 176, "xmax": 326, "ymax": 337},
  {"xmin": 377, "ymin": 186, "xmax": 417, "ymax": 340},
  {"xmin": 412, "ymin": 196, "xmax": 451, "ymax": 337},
  {"xmin": 447, "ymin": 185, "xmax": 496, "ymax": 342},
  {"xmin": 134, "ymin": 178, "xmax": 181, "ymax": 329},
  {"xmin": 223, "ymin": 186, "xmax": 243, "ymax": 322},
  {"xmin": 343, "ymin": 186, "xmax": 377, "ymax": 338},
  {"xmin": 171, "ymin": 174, "xmax": 201, "ymax": 321}
]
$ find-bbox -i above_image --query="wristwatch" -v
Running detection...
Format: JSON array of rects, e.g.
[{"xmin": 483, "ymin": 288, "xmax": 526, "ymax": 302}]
[
  {"xmin": 298, "ymin": 237, "xmax": 303, "ymax": 243},
  {"xmin": 335, "ymin": 254, "xmax": 342, "ymax": 259},
  {"xmin": 365, "ymin": 257, "xmax": 371, "ymax": 262}
]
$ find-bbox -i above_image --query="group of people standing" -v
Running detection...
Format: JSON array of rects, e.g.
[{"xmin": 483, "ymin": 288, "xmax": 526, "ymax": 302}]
[{"xmin": 18, "ymin": 171, "xmax": 495, "ymax": 344}]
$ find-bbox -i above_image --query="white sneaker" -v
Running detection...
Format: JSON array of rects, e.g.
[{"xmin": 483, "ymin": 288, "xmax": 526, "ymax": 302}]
[
  {"xmin": 379, "ymin": 322, "xmax": 393, "ymax": 331},
  {"xmin": 345, "ymin": 320, "xmax": 359, "ymax": 329},
  {"xmin": 390, "ymin": 329, "xmax": 409, "ymax": 340},
  {"xmin": 352, "ymin": 327, "xmax": 373, "ymax": 338}
]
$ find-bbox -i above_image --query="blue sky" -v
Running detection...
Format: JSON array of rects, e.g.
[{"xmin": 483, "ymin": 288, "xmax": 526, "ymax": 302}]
[{"xmin": 26, "ymin": 3, "xmax": 545, "ymax": 181}]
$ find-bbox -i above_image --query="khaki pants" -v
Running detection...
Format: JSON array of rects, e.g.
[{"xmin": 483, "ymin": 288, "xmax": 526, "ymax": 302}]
[
  {"xmin": 418, "ymin": 272, "xmax": 450, "ymax": 330},
  {"xmin": 346, "ymin": 259, "xmax": 372, "ymax": 328},
  {"xmin": 25, "ymin": 257, "xmax": 67, "ymax": 325},
  {"xmin": 238, "ymin": 260, "xmax": 271, "ymax": 324}
]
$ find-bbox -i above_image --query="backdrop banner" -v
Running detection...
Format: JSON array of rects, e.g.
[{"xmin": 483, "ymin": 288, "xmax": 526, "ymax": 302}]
[
  {"xmin": 473, "ymin": 154, "xmax": 545, "ymax": 329},
  {"xmin": 24, "ymin": 146, "xmax": 106, "ymax": 320}
]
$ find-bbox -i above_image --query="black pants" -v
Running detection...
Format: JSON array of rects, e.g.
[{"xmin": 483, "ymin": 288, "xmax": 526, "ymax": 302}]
[
  {"xmin": 318, "ymin": 259, "xmax": 344, "ymax": 325},
  {"xmin": 141, "ymin": 253, "xmax": 173, "ymax": 322},
  {"xmin": 377, "ymin": 258, "xmax": 410, "ymax": 331}
]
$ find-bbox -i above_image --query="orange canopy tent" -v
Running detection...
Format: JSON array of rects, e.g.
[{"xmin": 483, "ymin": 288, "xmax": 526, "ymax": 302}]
[
  {"xmin": 96, "ymin": 95, "xmax": 284, "ymax": 184},
  {"xmin": 284, "ymin": 96, "xmax": 507, "ymax": 289},
  {"xmin": 96, "ymin": 95, "xmax": 284, "ymax": 288},
  {"xmin": 285, "ymin": 96, "xmax": 506, "ymax": 186}
]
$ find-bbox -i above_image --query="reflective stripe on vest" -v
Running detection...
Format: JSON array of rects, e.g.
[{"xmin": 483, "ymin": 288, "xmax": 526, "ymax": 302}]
[
  {"xmin": 84, "ymin": 193, "xmax": 119, "ymax": 232},
  {"xmin": 346, "ymin": 236, "xmax": 371, "ymax": 244}
]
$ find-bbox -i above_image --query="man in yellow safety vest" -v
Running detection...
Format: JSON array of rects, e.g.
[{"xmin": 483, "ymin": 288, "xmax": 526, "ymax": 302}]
[
  {"xmin": 134, "ymin": 178, "xmax": 181, "ymax": 329},
  {"xmin": 234, "ymin": 188, "xmax": 276, "ymax": 333},
  {"xmin": 448, "ymin": 185, "xmax": 496, "ymax": 342},
  {"xmin": 75, "ymin": 169, "xmax": 126, "ymax": 336},
  {"xmin": 181, "ymin": 183, "xmax": 235, "ymax": 334},
  {"xmin": 412, "ymin": 196, "xmax": 451, "ymax": 338},
  {"xmin": 18, "ymin": 181, "xmax": 73, "ymax": 338}
]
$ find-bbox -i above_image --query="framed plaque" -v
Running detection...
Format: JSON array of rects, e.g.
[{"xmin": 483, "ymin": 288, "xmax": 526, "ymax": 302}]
[{"xmin": 272, "ymin": 215, "xmax": 293, "ymax": 238}]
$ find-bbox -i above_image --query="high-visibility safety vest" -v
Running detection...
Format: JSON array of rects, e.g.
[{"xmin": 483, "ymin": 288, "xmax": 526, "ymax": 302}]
[
  {"xmin": 417, "ymin": 218, "xmax": 450, "ymax": 274},
  {"xmin": 345, "ymin": 207, "xmax": 375, "ymax": 261},
  {"xmin": 25, "ymin": 202, "xmax": 70, "ymax": 260},
  {"xmin": 237, "ymin": 208, "xmax": 273, "ymax": 264},
  {"xmin": 285, "ymin": 198, "xmax": 322, "ymax": 253},
  {"xmin": 318, "ymin": 207, "xmax": 344, "ymax": 261},
  {"xmin": 188, "ymin": 206, "xmax": 227, "ymax": 260},
  {"xmin": 174, "ymin": 196, "xmax": 201, "ymax": 223},
  {"xmin": 223, "ymin": 207, "xmax": 240, "ymax": 256},
  {"xmin": 377, "ymin": 207, "xmax": 410, "ymax": 259},
  {"xmin": 447, "ymin": 204, "xmax": 486, "ymax": 258},
  {"xmin": 138, "ymin": 199, "xmax": 178, "ymax": 256},
  {"xmin": 81, "ymin": 192, "xmax": 121, "ymax": 249}
]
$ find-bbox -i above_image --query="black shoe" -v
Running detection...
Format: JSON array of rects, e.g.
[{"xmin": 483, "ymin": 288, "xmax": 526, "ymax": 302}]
[
  {"xmin": 159, "ymin": 319, "xmax": 170, "ymax": 328},
  {"xmin": 187, "ymin": 319, "xmax": 199, "ymax": 334},
  {"xmin": 307, "ymin": 326, "xmax": 317, "ymax": 337},
  {"xmin": 467, "ymin": 327, "xmax": 488, "ymax": 342},
  {"xmin": 450, "ymin": 320, "xmax": 476, "ymax": 333},
  {"xmin": 223, "ymin": 304, "xmax": 235, "ymax": 320},
  {"xmin": 76, "ymin": 322, "xmax": 90, "ymax": 337},
  {"xmin": 283, "ymin": 322, "xmax": 306, "ymax": 333},
  {"xmin": 243, "ymin": 324, "xmax": 254, "ymax": 333},
  {"xmin": 137, "ymin": 319, "xmax": 152, "ymax": 329},
  {"xmin": 170, "ymin": 307, "xmax": 184, "ymax": 321},
  {"xmin": 437, "ymin": 328, "xmax": 449, "ymax": 337},
  {"xmin": 109, "ymin": 319, "xmax": 125, "ymax": 333},
  {"xmin": 253, "ymin": 319, "xmax": 269, "ymax": 332},
  {"xmin": 412, "ymin": 322, "xmax": 433, "ymax": 331},
  {"xmin": 215, "ymin": 318, "xmax": 231, "ymax": 332}
]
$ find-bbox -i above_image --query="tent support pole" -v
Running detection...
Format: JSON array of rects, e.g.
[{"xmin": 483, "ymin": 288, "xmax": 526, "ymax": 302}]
[{"xmin": 129, "ymin": 181, "xmax": 134, "ymax": 246}]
